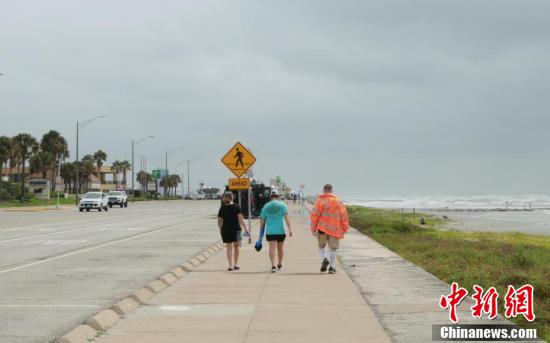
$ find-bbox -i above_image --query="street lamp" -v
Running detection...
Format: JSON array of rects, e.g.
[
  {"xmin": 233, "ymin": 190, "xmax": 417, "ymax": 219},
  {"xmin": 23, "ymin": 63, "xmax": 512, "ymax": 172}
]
[
  {"xmin": 175, "ymin": 161, "xmax": 186, "ymax": 198},
  {"xmin": 132, "ymin": 136, "xmax": 154, "ymax": 202},
  {"xmin": 164, "ymin": 147, "xmax": 184, "ymax": 197},
  {"xmin": 186, "ymin": 157, "xmax": 201, "ymax": 198},
  {"xmin": 75, "ymin": 115, "xmax": 107, "ymax": 205}
]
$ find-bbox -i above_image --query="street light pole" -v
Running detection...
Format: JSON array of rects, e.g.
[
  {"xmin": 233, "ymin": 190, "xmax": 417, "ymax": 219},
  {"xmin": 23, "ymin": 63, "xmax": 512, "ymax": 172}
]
[
  {"xmin": 164, "ymin": 147, "xmax": 184, "ymax": 198},
  {"xmin": 131, "ymin": 136, "xmax": 154, "ymax": 202},
  {"xmin": 175, "ymin": 161, "xmax": 186, "ymax": 198},
  {"xmin": 75, "ymin": 121, "xmax": 79, "ymax": 206},
  {"xmin": 74, "ymin": 115, "xmax": 107, "ymax": 206},
  {"xmin": 186, "ymin": 157, "xmax": 201, "ymax": 198}
]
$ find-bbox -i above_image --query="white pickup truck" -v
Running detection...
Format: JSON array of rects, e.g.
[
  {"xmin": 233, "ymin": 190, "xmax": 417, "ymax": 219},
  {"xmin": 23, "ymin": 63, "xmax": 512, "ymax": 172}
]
[
  {"xmin": 108, "ymin": 191, "xmax": 128, "ymax": 208},
  {"xmin": 79, "ymin": 192, "xmax": 109, "ymax": 212}
]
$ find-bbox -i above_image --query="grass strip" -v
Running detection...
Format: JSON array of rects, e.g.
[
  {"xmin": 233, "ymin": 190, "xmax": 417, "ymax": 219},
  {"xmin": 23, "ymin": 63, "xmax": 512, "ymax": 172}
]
[{"xmin": 347, "ymin": 205, "xmax": 549, "ymax": 342}]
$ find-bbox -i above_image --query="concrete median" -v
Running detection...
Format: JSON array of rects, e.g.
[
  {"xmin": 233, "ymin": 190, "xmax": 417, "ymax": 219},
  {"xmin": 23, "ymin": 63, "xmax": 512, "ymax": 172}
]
[
  {"xmin": 146, "ymin": 280, "xmax": 167, "ymax": 293},
  {"xmin": 130, "ymin": 288, "xmax": 154, "ymax": 304},
  {"xmin": 160, "ymin": 273, "xmax": 178, "ymax": 285},
  {"xmin": 171, "ymin": 267, "xmax": 186, "ymax": 278},
  {"xmin": 87, "ymin": 310, "xmax": 120, "ymax": 331},
  {"xmin": 58, "ymin": 325, "xmax": 97, "ymax": 343},
  {"xmin": 112, "ymin": 298, "xmax": 139, "ymax": 316}
]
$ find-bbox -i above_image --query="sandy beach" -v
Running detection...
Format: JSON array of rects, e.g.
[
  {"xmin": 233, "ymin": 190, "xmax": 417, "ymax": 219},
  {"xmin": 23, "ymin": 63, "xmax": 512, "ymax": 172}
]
[{"xmin": 426, "ymin": 210, "xmax": 550, "ymax": 236}]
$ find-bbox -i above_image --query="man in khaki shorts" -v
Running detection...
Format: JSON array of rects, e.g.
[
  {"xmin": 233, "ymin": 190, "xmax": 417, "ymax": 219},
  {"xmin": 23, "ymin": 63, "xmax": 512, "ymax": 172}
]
[{"xmin": 310, "ymin": 184, "xmax": 349, "ymax": 274}]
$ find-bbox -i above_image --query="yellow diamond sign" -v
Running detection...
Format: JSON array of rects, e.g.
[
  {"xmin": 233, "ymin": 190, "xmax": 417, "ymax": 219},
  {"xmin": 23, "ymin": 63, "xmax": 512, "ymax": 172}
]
[
  {"xmin": 221, "ymin": 142, "xmax": 256, "ymax": 178},
  {"xmin": 228, "ymin": 178, "xmax": 250, "ymax": 190}
]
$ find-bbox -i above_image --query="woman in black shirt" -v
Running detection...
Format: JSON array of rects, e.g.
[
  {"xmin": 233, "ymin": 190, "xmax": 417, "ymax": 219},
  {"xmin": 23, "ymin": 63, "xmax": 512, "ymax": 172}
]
[{"xmin": 217, "ymin": 192, "xmax": 248, "ymax": 271}]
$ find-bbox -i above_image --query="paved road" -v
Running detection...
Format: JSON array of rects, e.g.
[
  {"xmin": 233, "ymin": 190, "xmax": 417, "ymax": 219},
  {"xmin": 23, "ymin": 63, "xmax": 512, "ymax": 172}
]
[{"xmin": 0, "ymin": 200, "xmax": 221, "ymax": 343}]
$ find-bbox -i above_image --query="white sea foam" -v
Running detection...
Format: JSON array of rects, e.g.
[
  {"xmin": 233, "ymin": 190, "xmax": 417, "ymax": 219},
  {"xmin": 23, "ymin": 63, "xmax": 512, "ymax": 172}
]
[{"xmin": 344, "ymin": 194, "xmax": 550, "ymax": 210}]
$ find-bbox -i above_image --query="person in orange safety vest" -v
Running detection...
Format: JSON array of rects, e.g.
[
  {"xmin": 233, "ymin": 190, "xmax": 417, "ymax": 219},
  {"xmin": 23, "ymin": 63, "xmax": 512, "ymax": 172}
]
[{"xmin": 310, "ymin": 184, "xmax": 349, "ymax": 274}]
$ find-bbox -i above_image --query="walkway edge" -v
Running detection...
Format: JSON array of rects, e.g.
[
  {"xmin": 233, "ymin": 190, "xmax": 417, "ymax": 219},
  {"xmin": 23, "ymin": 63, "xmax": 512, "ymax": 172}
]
[{"xmin": 56, "ymin": 242, "xmax": 222, "ymax": 343}]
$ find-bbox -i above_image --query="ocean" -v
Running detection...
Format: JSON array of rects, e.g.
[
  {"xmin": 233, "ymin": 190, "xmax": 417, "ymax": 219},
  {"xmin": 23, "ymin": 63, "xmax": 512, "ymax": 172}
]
[
  {"xmin": 344, "ymin": 194, "xmax": 550, "ymax": 210},
  {"xmin": 343, "ymin": 194, "xmax": 550, "ymax": 235}
]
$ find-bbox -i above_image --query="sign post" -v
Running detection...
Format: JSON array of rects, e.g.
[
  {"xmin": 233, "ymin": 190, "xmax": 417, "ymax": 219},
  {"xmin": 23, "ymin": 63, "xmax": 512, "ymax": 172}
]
[{"xmin": 222, "ymin": 142, "xmax": 257, "ymax": 244}]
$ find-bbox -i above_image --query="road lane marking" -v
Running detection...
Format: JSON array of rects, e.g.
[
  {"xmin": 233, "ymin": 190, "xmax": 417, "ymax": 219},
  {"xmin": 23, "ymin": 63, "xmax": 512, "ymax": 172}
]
[
  {"xmin": 23, "ymin": 240, "xmax": 87, "ymax": 246},
  {"xmin": 0, "ymin": 216, "xmax": 207, "ymax": 275},
  {"xmin": 0, "ymin": 212, "xmax": 184, "ymax": 244},
  {"xmin": 0, "ymin": 304, "xmax": 100, "ymax": 308}
]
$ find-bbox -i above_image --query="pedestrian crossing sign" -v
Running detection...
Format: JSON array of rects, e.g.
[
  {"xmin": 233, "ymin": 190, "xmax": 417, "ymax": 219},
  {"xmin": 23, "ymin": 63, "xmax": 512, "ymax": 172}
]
[
  {"xmin": 228, "ymin": 178, "xmax": 250, "ymax": 190},
  {"xmin": 221, "ymin": 142, "xmax": 256, "ymax": 178}
]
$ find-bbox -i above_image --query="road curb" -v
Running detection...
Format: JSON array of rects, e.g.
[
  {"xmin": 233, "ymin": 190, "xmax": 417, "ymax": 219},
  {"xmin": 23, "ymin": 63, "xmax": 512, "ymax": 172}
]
[
  {"xmin": 87, "ymin": 310, "xmax": 120, "ymax": 330},
  {"xmin": 195, "ymin": 254, "xmax": 207, "ymax": 262},
  {"xmin": 58, "ymin": 325, "xmax": 97, "ymax": 343},
  {"xmin": 171, "ymin": 267, "xmax": 186, "ymax": 278},
  {"xmin": 146, "ymin": 280, "xmax": 167, "ymax": 293},
  {"xmin": 130, "ymin": 287, "xmax": 154, "ymax": 304},
  {"xmin": 112, "ymin": 298, "xmax": 139, "ymax": 316},
  {"xmin": 160, "ymin": 273, "xmax": 178, "ymax": 285},
  {"xmin": 56, "ymin": 242, "xmax": 222, "ymax": 342},
  {"xmin": 189, "ymin": 257, "xmax": 201, "ymax": 266},
  {"xmin": 181, "ymin": 262, "xmax": 194, "ymax": 272}
]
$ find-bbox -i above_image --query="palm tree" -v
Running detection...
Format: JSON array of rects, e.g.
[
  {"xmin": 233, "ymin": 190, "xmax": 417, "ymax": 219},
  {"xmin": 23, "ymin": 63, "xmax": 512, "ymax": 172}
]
[
  {"xmin": 120, "ymin": 160, "xmax": 131, "ymax": 188},
  {"xmin": 92, "ymin": 150, "xmax": 107, "ymax": 181},
  {"xmin": 111, "ymin": 160, "xmax": 122, "ymax": 189},
  {"xmin": 12, "ymin": 134, "xmax": 39, "ymax": 201},
  {"xmin": 0, "ymin": 136, "xmax": 11, "ymax": 179},
  {"xmin": 40, "ymin": 130, "xmax": 69, "ymax": 191},
  {"xmin": 60, "ymin": 162, "xmax": 76, "ymax": 193},
  {"xmin": 30, "ymin": 151, "xmax": 54, "ymax": 179},
  {"xmin": 80, "ymin": 155, "xmax": 95, "ymax": 192},
  {"xmin": 136, "ymin": 170, "xmax": 153, "ymax": 194},
  {"xmin": 8, "ymin": 137, "xmax": 20, "ymax": 179}
]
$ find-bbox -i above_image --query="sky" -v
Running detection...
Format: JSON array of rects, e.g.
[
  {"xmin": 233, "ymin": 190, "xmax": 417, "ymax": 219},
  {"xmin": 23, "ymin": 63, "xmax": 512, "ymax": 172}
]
[{"xmin": 1, "ymin": 0, "xmax": 549, "ymax": 197}]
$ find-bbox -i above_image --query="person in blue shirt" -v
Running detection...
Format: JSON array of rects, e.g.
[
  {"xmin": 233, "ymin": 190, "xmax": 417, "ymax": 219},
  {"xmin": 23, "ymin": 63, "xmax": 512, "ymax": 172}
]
[{"xmin": 260, "ymin": 190, "xmax": 293, "ymax": 273}]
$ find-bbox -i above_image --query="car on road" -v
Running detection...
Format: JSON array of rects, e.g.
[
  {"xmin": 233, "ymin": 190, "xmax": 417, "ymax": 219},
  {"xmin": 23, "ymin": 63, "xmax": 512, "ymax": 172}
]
[
  {"xmin": 194, "ymin": 193, "xmax": 206, "ymax": 200},
  {"xmin": 108, "ymin": 191, "xmax": 128, "ymax": 208},
  {"xmin": 79, "ymin": 192, "xmax": 109, "ymax": 212}
]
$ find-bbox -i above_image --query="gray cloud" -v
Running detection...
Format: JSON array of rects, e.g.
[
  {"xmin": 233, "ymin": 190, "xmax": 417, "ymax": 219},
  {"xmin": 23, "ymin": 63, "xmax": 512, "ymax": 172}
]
[{"xmin": 1, "ymin": 0, "xmax": 549, "ymax": 196}]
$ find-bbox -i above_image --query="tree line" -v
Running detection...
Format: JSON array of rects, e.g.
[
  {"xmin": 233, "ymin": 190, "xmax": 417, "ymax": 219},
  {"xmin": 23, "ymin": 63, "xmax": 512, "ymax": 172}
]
[{"xmin": 0, "ymin": 130, "xmax": 131, "ymax": 200}]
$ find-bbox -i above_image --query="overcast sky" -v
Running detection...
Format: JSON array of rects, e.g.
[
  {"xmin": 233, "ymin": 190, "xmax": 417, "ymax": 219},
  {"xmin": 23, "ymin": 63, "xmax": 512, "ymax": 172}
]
[{"xmin": 1, "ymin": 0, "xmax": 549, "ymax": 197}]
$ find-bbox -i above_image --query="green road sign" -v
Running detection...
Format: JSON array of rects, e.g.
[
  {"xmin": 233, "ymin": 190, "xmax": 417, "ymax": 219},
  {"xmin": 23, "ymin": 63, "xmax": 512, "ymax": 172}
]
[{"xmin": 152, "ymin": 169, "xmax": 168, "ymax": 180}]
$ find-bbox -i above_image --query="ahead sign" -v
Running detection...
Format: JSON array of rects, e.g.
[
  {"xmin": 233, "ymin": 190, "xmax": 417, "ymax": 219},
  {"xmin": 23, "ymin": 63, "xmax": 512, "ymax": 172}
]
[
  {"xmin": 221, "ymin": 142, "xmax": 256, "ymax": 178},
  {"xmin": 228, "ymin": 178, "xmax": 250, "ymax": 190}
]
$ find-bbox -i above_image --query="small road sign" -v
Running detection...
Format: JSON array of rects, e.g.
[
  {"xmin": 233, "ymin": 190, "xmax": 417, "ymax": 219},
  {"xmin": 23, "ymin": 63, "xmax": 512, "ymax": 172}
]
[
  {"xmin": 152, "ymin": 169, "xmax": 167, "ymax": 180},
  {"xmin": 228, "ymin": 178, "xmax": 250, "ymax": 190},
  {"xmin": 221, "ymin": 142, "xmax": 256, "ymax": 178}
]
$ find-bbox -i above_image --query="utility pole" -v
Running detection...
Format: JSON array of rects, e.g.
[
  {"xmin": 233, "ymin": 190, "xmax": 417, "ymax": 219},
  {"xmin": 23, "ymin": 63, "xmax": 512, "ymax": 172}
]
[
  {"xmin": 131, "ymin": 136, "xmax": 154, "ymax": 202},
  {"xmin": 75, "ymin": 121, "xmax": 79, "ymax": 206},
  {"xmin": 74, "ymin": 115, "xmax": 107, "ymax": 206},
  {"xmin": 164, "ymin": 147, "xmax": 184, "ymax": 198},
  {"xmin": 186, "ymin": 157, "xmax": 201, "ymax": 198}
]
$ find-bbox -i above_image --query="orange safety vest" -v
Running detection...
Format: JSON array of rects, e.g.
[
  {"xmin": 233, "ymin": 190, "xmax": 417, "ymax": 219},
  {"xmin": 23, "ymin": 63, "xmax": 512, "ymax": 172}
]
[{"xmin": 310, "ymin": 193, "xmax": 349, "ymax": 239}]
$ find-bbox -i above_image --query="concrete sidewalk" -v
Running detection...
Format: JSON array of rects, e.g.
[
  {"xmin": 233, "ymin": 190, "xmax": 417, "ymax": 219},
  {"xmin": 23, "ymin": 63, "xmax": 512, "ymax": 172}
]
[{"xmin": 94, "ymin": 205, "xmax": 391, "ymax": 343}]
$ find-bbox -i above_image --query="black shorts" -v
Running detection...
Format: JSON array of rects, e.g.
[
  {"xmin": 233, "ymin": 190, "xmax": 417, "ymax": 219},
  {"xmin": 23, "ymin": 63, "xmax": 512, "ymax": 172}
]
[{"xmin": 266, "ymin": 234, "xmax": 286, "ymax": 242}]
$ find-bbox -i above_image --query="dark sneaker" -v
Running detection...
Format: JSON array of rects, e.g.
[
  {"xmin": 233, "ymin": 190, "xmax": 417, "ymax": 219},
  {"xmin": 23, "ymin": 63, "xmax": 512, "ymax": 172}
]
[
  {"xmin": 227, "ymin": 268, "xmax": 233, "ymax": 271},
  {"xmin": 271, "ymin": 266, "xmax": 277, "ymax": 273},
  {"xmin": 234, "ymin": 266, "xmax": 240, "ymax": 271},
  {"xmin": 277, "ymin": 264, "xmax": 282, "ymax": 271},
  {"xmin": 328, "ymin": 267, "xmax": 337, "ymax": 274},
  {"xmin": 320, "ymin": 258, "xmax": 329, "ymax": 272}
]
